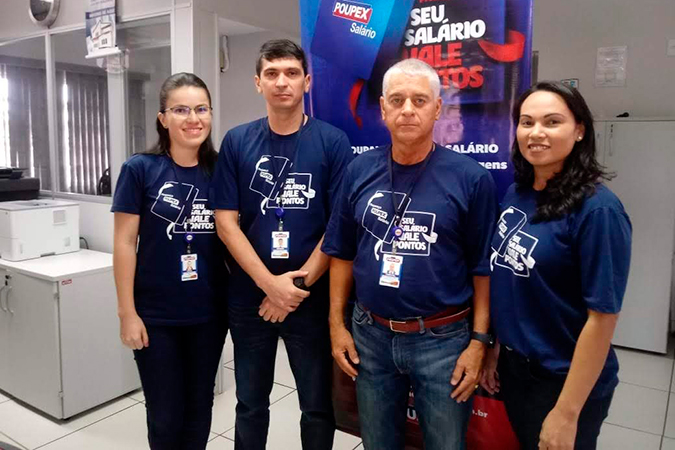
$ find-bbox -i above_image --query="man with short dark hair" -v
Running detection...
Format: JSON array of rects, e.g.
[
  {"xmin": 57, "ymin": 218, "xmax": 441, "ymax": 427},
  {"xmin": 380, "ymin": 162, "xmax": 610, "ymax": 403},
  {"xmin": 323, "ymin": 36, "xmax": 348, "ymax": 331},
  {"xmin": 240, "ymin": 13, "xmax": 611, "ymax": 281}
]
[
  {"xmin": 212, "ymin": 39, "xmax": 352, "ymax": 450},
  {"xmin": 323, "ymin": 58, "xmax": 498, "ymax": 450}
]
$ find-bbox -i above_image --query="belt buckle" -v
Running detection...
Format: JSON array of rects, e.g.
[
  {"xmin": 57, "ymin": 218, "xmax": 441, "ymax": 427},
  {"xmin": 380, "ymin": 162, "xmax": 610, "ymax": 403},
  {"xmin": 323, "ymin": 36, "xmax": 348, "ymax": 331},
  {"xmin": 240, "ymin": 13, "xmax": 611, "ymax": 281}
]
[{"xmin": 389, "ymin": 320, "xmax": 408, "ymax": 333}]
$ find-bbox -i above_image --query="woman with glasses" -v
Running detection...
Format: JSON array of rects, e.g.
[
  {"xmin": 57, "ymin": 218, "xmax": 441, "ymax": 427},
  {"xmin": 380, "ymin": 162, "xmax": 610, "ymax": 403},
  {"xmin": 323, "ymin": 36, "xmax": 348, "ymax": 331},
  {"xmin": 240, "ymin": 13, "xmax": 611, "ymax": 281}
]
[{"xmin": 112, "ymin": 73, "xmax": 227, "ymax": 450}]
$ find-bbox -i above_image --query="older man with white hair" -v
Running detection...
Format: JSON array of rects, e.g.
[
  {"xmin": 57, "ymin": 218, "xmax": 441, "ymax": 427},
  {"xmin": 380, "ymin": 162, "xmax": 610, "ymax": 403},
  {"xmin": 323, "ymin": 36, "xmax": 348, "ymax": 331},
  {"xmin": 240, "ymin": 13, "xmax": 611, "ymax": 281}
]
[{"xmin": 322, "ymin": 59, "xmax": 498, "ymax": 449}]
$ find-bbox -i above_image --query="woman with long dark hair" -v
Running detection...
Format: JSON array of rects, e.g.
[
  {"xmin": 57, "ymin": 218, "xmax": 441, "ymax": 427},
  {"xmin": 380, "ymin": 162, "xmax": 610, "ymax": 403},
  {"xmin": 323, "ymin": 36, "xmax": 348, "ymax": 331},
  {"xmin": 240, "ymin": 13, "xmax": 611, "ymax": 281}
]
[
  {"xmin": 482, "ymin": 81, "xmax": 632, "ymax": 450},
  {"xmin": 112, "ymin": 73, "xmax": 226, "ymax": 449}
]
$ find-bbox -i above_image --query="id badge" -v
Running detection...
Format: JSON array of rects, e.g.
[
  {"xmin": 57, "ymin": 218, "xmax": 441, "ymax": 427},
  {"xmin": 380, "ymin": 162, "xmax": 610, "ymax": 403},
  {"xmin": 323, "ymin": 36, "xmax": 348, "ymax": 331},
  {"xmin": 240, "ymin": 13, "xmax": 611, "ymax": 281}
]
[
  {"xmin": 181, "ymin": 254, "xmax": 198, "ymax": 281},
  {"xmin": 271, "ymin": 231, "xmax": 290, "ymax": 259},
  {"xmin": 379, "ymin": 254, "xmax": 403, "ymax": 289}
]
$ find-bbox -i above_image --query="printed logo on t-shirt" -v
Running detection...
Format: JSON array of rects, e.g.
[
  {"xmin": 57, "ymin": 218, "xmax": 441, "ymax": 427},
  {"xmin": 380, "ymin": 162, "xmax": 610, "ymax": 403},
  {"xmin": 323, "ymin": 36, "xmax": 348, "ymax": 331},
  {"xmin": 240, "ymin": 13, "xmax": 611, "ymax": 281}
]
[
  {"xmin": 490, "ymin": 207, "xmax": 538, "ymax": 277},
  {"xmin": 150, "ymin": 182, "xmax": 215, "ymax": 240},
  {"xmin": 361, "ymin": 190, "xmax": 438, "ymax": 260},
  {"xmin": 249, "ymin": 155, "xmax": 316, "ymax": 214}
]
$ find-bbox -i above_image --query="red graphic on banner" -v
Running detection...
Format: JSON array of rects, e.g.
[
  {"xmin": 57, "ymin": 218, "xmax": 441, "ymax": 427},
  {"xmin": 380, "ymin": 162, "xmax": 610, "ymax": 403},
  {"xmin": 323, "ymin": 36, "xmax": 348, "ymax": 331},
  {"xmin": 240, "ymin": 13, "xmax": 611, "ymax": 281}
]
[{"xmin": 478, "ymin": 30, "xmax": 526, "ymax": 63}]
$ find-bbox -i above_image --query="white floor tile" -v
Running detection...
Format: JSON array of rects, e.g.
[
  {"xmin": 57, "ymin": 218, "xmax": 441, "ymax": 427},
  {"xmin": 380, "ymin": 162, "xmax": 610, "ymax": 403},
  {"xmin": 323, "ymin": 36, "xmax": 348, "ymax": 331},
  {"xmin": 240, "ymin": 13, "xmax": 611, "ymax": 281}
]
[
  {"xmin": 0, "ymin": 396, "xmax": 137, "ymax": 450},
  {"xmin": 210, "ymin": 368, "xmax": 294, "ymax": 435},
  {"xmin": 334, "ymin": 430, "xmax": 362, "ymax": 450},
  {"xmin": 206, "ymin": 436, "xmax": 235, "ymax": 450},
  {"xmin": 662, "ymin": 437, "xmax": 675, "ymax": 450},
  {"xmin": 605, "ymin": 382, "xmax": 668, "ymax": 435},
  {"xmin": 127, "ymin": 389, "xmax": 145, "ymax": 403},
  {"xmin": 223, "ymin": 393, "xmax": 361, "ymax": 450},
  {"xmin": 0, "ymin": 431, "xmax": 28, "ymax": 450},
  {"xmin": 596, "ymin": 423, "xmax": 661, "ymax": 450},
  {"xmin": 38, "ymin": 407, "xmax": 227, "ymax": 450},
  {"xmin": 223, "ymin": 335, "xmax": 234, "ymax": 365},
  {"xmin": 38, "ymin": 403, "xmax": 148, "ymax": 450},
  {"xmin": 0, "ymin": 390, "xmax": 10, "ymax": 404},
  {"xmin": 663, "ymin": 392, "xmax": 675, "ymax": 438},
  {"xmin": 615, "ymin": 347, "xmax": 673, "ymax": 391}
]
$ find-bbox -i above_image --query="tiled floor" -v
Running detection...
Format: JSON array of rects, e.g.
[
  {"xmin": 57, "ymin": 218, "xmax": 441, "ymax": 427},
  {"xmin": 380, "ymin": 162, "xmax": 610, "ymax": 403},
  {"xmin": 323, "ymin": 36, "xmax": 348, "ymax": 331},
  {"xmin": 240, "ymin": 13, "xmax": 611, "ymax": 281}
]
[{"xmin": 0, "ymin": 337, "xmax": 674, "ymax": 449}]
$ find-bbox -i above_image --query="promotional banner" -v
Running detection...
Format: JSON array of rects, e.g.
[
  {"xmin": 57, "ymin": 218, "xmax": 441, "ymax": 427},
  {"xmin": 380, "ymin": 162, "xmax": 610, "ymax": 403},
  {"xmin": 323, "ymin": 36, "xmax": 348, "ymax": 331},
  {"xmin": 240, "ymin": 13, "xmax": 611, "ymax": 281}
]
[
  {"xmin": 85, "ymin": 0, "xmax": 119, "ymax": 59},
  {"xmin": 301, "ymin": 1, "xmax": 533, "ymax": 448},
  {"xmin": 300, "ymin": 0, "xmax": 533, "ymax": 200}
]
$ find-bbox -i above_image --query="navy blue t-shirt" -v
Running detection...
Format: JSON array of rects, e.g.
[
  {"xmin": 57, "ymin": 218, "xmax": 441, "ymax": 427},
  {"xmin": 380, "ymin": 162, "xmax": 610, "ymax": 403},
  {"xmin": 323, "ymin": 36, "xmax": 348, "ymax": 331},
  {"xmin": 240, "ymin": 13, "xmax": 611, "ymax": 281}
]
[
  {"xmin": 211, "ymin": 117, "xmax": 353, "ymax": 303},
  {"xmin": 322, "ymin": 145, "xmax": 497, "ymax": 319},
  {"xmin": 112, "ymin": 154, "xmax": 226, "ymax": 326},
  {"xmin": 490, "ymin": 183, "xmax": 632, "ymax": 398}
]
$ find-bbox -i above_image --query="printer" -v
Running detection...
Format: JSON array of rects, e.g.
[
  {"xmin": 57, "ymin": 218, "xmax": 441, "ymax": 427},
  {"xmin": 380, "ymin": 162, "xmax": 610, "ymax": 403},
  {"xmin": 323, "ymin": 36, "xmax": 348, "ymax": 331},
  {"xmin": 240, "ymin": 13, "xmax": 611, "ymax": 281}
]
[{"xmin": 0, "ymin": 199, "xmax": 80, "ymax": 261}]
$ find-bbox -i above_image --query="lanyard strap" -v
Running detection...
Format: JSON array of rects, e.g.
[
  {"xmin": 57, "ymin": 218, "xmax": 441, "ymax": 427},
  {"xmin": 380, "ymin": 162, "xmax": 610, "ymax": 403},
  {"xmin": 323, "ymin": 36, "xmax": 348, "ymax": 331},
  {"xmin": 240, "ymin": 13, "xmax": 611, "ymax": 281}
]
[
  {"xmin": 168, "ymin": 158, "xmax": 195, "ymax": 246},
  {"xmin": 388, "ymin": 143, "xmax": 435, "ymax": 228},
  {"xmin": 267, "ymin": 113, "xmax": 306, "ymax": 208}
]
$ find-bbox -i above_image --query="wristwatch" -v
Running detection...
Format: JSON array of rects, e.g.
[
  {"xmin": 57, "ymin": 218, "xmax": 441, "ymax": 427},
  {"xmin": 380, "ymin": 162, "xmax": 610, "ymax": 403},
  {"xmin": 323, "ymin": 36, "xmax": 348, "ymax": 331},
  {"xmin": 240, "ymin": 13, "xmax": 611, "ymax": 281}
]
[
  {"xmin": 471, "ymin": 331, "xmax": 495, "ymax": 347},
  {"xmin": 293, "ymin": 277, "xmax": 309, "ymax": 290}
]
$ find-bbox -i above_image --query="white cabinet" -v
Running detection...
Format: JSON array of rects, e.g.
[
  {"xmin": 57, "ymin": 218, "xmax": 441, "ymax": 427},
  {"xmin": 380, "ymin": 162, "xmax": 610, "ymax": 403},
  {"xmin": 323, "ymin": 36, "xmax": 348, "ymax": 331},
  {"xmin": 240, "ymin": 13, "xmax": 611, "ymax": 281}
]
[
  {"xmin": 596, "ymin": 119, "xmax": 675, "ymax": 354},
  {"xmin": 0, "ymin": 250, "xmax": 140, "ymax": 418}
]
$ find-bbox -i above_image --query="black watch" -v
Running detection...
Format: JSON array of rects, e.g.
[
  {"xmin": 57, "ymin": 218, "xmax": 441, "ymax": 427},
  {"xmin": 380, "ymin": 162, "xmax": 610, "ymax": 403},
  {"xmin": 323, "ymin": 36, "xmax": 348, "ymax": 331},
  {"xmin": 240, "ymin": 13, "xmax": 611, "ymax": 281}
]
[
  {"xmin": 293, "ymin": 277, "xmax": 308, "ymax": 290},
  {"xmin": 470, "ymin": 331, "xmax": 495, "ymax": 347}
]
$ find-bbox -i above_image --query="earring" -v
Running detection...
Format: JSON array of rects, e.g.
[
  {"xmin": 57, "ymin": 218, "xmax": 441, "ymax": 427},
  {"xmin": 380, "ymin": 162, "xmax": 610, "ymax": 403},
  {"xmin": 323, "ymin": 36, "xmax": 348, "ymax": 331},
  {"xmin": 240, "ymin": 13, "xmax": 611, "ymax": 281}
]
[{"xmin": 577, "ymin": 136, "xmax": 582, "ymax": 141}]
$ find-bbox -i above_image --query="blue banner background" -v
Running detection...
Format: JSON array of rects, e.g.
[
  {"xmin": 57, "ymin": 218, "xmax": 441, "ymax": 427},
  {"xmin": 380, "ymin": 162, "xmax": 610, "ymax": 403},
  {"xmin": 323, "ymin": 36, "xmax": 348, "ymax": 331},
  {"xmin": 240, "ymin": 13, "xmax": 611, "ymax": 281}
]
[{"xmin": 300, "ymin": 0, "xmax": 533, "ymax": 200}]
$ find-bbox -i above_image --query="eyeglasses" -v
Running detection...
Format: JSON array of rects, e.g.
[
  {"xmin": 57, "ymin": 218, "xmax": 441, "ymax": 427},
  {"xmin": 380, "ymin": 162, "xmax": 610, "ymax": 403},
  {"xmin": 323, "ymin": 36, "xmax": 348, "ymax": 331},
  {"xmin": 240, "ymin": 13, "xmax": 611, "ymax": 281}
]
[{"xmin": 162, "ymin": 104, "xmax": 212, "ymax": 117}]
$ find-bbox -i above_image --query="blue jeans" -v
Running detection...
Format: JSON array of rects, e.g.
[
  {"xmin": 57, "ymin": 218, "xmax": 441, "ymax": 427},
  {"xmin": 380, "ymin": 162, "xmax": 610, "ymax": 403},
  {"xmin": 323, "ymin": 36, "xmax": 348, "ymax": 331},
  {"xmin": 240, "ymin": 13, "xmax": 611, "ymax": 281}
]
[
  {"xmin": 134, "ymin": 320, "xmax": 227, "ymax": 450},
  {"xmin": 352, "ymin": 302, "xmax": 472, "ymax": 450},
  {"xmin": 228, "ymin": 296, "xmax": 335, "ymax": 450}
]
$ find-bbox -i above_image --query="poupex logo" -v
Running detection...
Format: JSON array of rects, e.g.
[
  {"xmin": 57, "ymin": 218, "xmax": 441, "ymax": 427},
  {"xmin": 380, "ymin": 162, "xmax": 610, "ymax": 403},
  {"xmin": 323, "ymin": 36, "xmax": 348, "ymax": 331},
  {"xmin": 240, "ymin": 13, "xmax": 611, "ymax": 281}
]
[{"xmin": 333, "ymin": 1, "xmax": 373, "ymax": 25}]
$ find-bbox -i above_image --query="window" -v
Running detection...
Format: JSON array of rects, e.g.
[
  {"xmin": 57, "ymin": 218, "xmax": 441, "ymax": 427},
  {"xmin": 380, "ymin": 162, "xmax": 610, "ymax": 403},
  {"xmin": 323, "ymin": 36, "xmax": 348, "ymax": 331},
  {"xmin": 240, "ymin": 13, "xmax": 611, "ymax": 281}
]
[
  {"xmin": 53, "ymin": 29, "xmax": 111, "ymax": 196},
  {"xmin": 0, "ymin": 37, "xmax": 50, "ymax": 190},
  {"xmin": 52, "ymin": 16, "xmax": 170, "ymax": 197},
  {"xmin": 0, "ymin": 15, "xmax": 171, "ymax": 199},
  {"xmin": 119, "ymin": 16, "xmax": 171, "ymax": 157}
]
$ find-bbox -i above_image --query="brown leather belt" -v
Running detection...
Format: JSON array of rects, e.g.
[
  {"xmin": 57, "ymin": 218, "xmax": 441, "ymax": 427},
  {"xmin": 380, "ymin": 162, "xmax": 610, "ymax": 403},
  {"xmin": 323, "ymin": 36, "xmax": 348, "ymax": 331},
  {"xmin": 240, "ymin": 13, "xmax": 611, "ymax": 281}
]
[{"xmin": 368, "ymin": 304, "xmax": 471, "ymax": 334}]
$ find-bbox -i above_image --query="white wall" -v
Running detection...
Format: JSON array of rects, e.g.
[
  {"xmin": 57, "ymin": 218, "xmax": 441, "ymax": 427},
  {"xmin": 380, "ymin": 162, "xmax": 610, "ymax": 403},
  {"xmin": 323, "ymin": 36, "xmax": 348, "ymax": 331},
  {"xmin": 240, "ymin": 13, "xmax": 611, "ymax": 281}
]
[
  {"xmin": 534, "ymin": 0, "xmax": 675, "ymax": 119},
  {"xmin": 199, "ymin": 0, "xmax": 299, "ymax": 37},
  {"xmin": 218, "ymin": 31, "xmax": 299, "ymax": 141},
  {"xmin": 78, "ymin": 201, "xmax": 115, "ymax": 254}
]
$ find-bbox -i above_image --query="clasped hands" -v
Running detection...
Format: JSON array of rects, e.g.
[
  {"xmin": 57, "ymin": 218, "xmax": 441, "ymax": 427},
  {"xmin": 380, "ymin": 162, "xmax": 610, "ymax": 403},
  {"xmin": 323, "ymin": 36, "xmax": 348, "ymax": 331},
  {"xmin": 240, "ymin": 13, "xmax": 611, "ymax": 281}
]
[{"xmin": 258, "ymin": 270, "xmax": 310, "ymax": 323}]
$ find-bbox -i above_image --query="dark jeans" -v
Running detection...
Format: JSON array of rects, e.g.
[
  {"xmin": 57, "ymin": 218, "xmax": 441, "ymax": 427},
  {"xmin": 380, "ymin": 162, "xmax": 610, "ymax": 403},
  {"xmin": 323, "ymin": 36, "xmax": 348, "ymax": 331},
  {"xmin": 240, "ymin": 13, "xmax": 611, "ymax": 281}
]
[
  {"xmin": 352, "ymin": 302, "xmax": 472, "ymax": 450},
  {"xmin": 499, "ymin": 346, "xmax": 614, "ymax": 450},
  {"xmin": 228, "ymin": 297, "xmax": 335, "ymax": 450},
  {"xmin": 134, "ymin": 320, "xmax": 227, "ymax": 450}
]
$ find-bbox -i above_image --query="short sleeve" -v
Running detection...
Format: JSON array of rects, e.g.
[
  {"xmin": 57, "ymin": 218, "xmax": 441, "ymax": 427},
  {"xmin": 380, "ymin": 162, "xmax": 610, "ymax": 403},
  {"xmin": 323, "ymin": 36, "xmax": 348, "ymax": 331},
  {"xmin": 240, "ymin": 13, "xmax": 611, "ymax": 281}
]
[
  {"xmin": 465, "ymin": 171, "xmax": 498, "ymax": 275},
  {"xmin": 327, "ymin": 132, "xmax": 353, "ymax": 212},
  {"xmin": 322, "ymin": 162, "xmax": 358, "ymax": 261},
  {"xmin": 576, "ymin": 207, "xmax": 632, "ymax": 313},
  {"xmin": 111, "ymin": 159, "xmax": 143, "ymax": 214},
  {"xmin": 211, "ymin": 132, "xmax": 240, "ymax": 210}
]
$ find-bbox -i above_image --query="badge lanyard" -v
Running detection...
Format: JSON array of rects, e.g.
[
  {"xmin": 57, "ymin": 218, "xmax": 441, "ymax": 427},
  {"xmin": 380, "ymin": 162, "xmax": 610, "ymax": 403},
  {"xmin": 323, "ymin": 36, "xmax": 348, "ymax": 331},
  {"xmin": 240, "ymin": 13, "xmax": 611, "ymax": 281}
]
[
  {"xmin": 387, "ymin": 144, "xmax": 435, "ymax": 254},
  {"xmin": 168, "ymin": 158, "xmax": 200, "ymax": 281},
  {"xmin": 267, "ymin": 113, "xmax": 306, "ymax": 232},
  {"xmin": 169, "ymin": 160, "xmax": 196, "ymax": 250}
]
